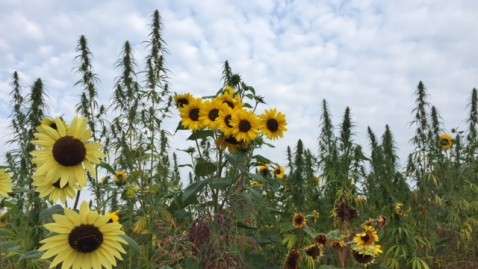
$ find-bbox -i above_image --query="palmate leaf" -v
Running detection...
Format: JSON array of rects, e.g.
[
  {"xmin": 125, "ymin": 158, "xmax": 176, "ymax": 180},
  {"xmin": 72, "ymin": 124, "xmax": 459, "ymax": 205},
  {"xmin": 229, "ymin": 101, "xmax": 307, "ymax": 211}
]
[{"xmin": 281, "ymin": 233, "xmax": 297, "ymax": 250}]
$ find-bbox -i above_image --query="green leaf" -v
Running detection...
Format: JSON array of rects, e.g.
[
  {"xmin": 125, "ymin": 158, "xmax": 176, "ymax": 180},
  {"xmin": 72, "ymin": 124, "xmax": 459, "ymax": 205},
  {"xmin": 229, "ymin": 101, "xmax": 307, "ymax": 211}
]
[
  {"xmin": 187, "ymin": 130, "xmax": 214, "ymax": 140},
  {"xmin": 19, "ymin": 250, "xmax": 43, "ymax": 261},
  {"xmin": 120, "ymin": 234, "xmax": 140, "ymax": 253},
  {"xmin": 209, "ymin": 177, "xmax": 234, "ymax": 189},
  {"xmin": 97, "ymin": 161, "xmax": 116, "ymax": 174},
  {"xmin": 174, "ymin": 121, "xmax": 188, "ymax": 133},
  {"xmin": 194, "ymin": 159, "xmax": 216, "ymax": 177},
  {"xmin": 247, "ymin": 172, "xmax": 266, "ymax": 183},
  {"xmin": 182, "ymin": 179, "xmax": 209, "ymax": 204},
  {"xmin": 224, "ymin": 152, "xmax": 246, "ymax": 172},
  {"xmin": 39, "ymin": 204, "xmax": 64, "ymax": 221}
]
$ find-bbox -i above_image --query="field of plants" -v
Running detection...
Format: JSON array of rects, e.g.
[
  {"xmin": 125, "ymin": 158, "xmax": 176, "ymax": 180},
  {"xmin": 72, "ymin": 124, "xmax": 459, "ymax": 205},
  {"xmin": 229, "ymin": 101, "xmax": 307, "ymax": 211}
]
[{"xmin": 0, "ymin": 10, "xmax": 477, "ymax": 269}]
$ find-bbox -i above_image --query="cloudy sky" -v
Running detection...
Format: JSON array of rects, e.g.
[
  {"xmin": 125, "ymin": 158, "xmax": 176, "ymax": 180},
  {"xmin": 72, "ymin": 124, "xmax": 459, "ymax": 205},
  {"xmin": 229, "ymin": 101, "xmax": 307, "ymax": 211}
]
[{"xmin": 1, "ymin": 0, "xmax": 477, "ymax": 171}]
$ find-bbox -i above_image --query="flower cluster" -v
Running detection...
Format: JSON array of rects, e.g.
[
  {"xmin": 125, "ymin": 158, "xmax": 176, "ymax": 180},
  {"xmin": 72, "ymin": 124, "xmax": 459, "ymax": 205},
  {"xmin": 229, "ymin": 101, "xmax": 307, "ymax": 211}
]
[
  {"xmin": 175, "ymin": 86, "xmax": 287, "ymax": 153},
  {"xmin": 351, "ymin": 224, "xmax": 383, "ymax": 265}
]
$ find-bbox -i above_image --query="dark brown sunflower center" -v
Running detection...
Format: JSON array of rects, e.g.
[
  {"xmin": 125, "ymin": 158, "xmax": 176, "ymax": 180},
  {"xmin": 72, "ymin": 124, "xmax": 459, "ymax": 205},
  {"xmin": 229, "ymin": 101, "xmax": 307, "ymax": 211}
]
[
  {"xmin": 275, "ymin": 168, "xmax": 281, "ymax": 175},
  {"xmin": 238, "ymin": 120, "xmax": 251, "ymax": 132},
  {"xmin": 266, "ymin": 119, "xmax": 279, "ymax": 132},
  {"xmin": 223, "ymin": 100, "xmax": 234, "ymax": 108},
  {"xmin": 440, "ymin": 139, "xmax": 450, "ymax": 146},
  {"xmin": 68, "ymin": 224, "xmax": 103, "ymax": 253},
  {"xmin": 177, "ymin": 99, "xmax": 189, "ymax": 108},
  {"xmin": 225, "ymin": 136, "xmax": 240, "ymax": 145},
  {"xmin": 52, "ymin": 179, "xmax": 68, "ymax": 189},
  {"xmin": 189, "ymin": 108, "xmax": 200, "ymax": 121},
  {"xmin": 361, "ymin": 234, "xmax": 370, "ymax": 243},
  {"xmin": 295, "ymin": 216, "xmax": 304, "ymax": 225},
  {"xmin": 52, "ymin": 136, "xmax": 86, "ymax": 167},
  {"xmin": 224, "ymin": 115, "xmax": 233, "ymax": 128},
  {"xmin": 208, "ymin": 109, "xmax": 219, "ymax": 121},
  {"xmin": 49, "ymin": 123, "xmax": 58, "ymax": 130},
  {"xmin": 305, "ymin": 245, "xmax": 321, "ymax": 258}
]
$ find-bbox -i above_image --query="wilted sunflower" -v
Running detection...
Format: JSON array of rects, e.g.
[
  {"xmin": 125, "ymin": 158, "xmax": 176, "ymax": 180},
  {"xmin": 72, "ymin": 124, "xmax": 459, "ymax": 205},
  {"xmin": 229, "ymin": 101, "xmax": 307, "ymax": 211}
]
[
  {"xmin": 230, "ymin": 109, "xmax": 260, "ymax": 143},
  {"xmin": 293, "ymin": 213, "xmax": 306, "ymax": 229},
  {"xmin": 439, "ymin": 134, "xmax": 453, "ymax": 150},
  {"xmin": 32, "ymin": 174, "xmax": 78, "ymax": 204},
  {"xmin": 179, "ymin": 97, "xmax": 204, "ymax": 131},
  {"xmin": 352, "ymin": 250, "xmax": 375, "ymax": 265},
  {"xmin": 285, "ymin": 249, "xmax": 301, "ymax": 269},
  {"xmin": 259, "ymin": 109, "xmax": 287, "ymax": 140},
  {"xmin": 174, "ymin": 93, "xmax": 194, "ymax": 108},
  {"xmin": 304, "ymin": 244, "xmax": 323, "ymax": 261},
  {"xmin": 39, "ymin": 201, "xmax": 127, "ymax": 269},
  {"xmin": 274, "ymin": 166, "xmax": 286, "ymax": 179},
  {"xmin": 0, "ymin": 169, "xmax": 13, "ymax": 197},
  {"xmin": 315, "ymin": 233, "xmax": 328, "ymax": 246},
  {"xmin": 31, "ymin": 117, "xmax": 105, "ymax": 188},
  {"xmin": 353, "ymin": 226, "xmax": 379, "ymax": 248},
  {"xmin": 199, "ymin": 98, "xmax": 226, "ymax": 129}
]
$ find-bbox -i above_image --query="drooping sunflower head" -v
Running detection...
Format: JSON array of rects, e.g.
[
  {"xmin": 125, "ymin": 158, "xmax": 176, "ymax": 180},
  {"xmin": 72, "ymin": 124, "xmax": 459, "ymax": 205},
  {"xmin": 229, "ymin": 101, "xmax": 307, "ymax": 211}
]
[
  {"xmin": 284, "ymin": 249, "xmax": 301, "ymax": 269},
  {"xmin": 216, "ymin": 135, "xmax": 249, "ymax": 153},
  {"xmin": 0, "ymin": 169, "xmax": 13, "ymax": 197},
  {"xmin": 439, "ymin": 134, "xmax": 453, "ymax": 150},
  {"xmin": 274, "ymin": 166, "xmax": 286, "ymax": 179},
  {"xmin": 293, "ymin": 213, "xmax": 306, "ymax": 229},
  {"xmin": 304, "ymin": 244, "xmax": 323, "ymax": 261},
  {"xmin": 333, "ymin": 202, "xmax": 359, "ymax": 222},
  {"xmin": 229, "ymin": 109, "xmax": 260, "ymax": 143},
  {"xmin": 31, "ymin": 117, "xmax": 106, "ymax": 188},
  {"xmin": 114, "ymin": 171, "xmax": 127, "ymax": 185},
  {"xmin": 199, "ymin": 98, "xmax": 226, "ymax": 130},
  {"xmin": 315, "ymin": 233, "xmax": 328, "ymax": 246},
  {"xmin": 174, "ymin": 93, "xmax": 194, "ymax": 108},
  {"xmin": 32, "ymin": 174, "xmax": 78, "ymax": 204},
  {"xmin": 259, "ymin": 108, "xmax": 288, "ymax": 140},
  {"xmin": 39, "ymin": 201, "xmax": 127, "ymax": 269},
  {"xmin": 352, "ymin": 250, "xmax": 375, "ymax": 265},
  {"xmin": 179, "ymin": 97, "xmax": 204, "ymax": 131}
]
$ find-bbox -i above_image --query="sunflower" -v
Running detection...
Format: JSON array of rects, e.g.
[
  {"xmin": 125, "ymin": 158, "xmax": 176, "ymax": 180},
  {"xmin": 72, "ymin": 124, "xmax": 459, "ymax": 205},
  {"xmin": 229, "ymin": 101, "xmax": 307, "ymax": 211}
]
[
  {"xmin": 31, "ymin": 117, "xmax": 105, "ymax": 188},
  {"xmin": 0, "ymin": 169, "xmax": 13, "ymax": 197},
  {"xmin": 216, "ymin": 135, "xmax": 249, "ymax": 153},
  {"xmin": 41, "ymin": 117, "xmax": 67, "ymax": 131},
  {"xmin": 293, "ymin": 213, "xmax": 306, "ymax": 229},
  {"xmin": 199, "ymin": 98, "xmax": 226, "ymax": 129},
  {"xmin": 217, "ymin": 105, "xmax": 235, "ymax": 136},
  {"xmin": 439, "ymin": 134, "xmax": 453, "ymax": 150},
  {"xmin": 174, "ymin": 93, "xmax": 194, "ymax": 108},
  {"xmin": 106, "ymin": 212, "xmax": 120, "ymax": 224},
  {"xmin": 251, "ymin": 181, "xmax": 264, "ymax": 188},
  {"xmin": 114, "ymin": 171, "xmax": 127, "ymax": 185},
  {"xmin": 32, "ymin": 174, "xmax": 78, "ymax": 204},
  {"xmin": 179, "ymin": 97, "xmax": 204, "ymax": 131},
  {"xmin": 39, "ymin": 201, "xmax": 127, "ymax": 269},
  {"xmin": 258, "ymin": 164, "xmax": 270, "ymax": 178},
  {"xmin": 304, "ymin": 244, "xmax": 323, "ymax": 261},
  {"xmin": 352, "ymin": 250, "xmax": 375, "ymax": 265},
  {"xmin": 217, "ymin": 88, "xmax": 243, "ymax": 109},
  {"xmin": 274, "ymin": 166, "xmax": 286, "ymax": 179},
  {"xmin": 284, "ymin": 249, "xmax": 301, "ymax": 269},
  {"xmin": 314, "ymin": 233, "xmax": 328, "ymax": 246},
  {"xmin": 259, "ymin": 109, "xmax": 287, "ymax": 140},
  {"xmin": 353, "ymin": 226, "xmax": 379, "ymax": 247},
  {"xmin": 229, "ymin": 109, "xmax": 260, "ymax": 143}
]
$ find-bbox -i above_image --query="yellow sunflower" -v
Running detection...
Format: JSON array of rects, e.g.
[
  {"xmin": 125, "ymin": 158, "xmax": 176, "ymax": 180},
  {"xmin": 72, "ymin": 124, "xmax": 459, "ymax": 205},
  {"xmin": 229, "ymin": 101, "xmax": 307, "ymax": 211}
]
[
  {"xmin": 199, "ymin": 98, "xmax": 226, "ymax": 129},
  {"xmin": 179, "ymin": 97, "xmax": 204, "ymax": 131},
  {"xmin": 229, "ymin": 109, "xmax": 260, "ymax": 143},
  {"xmin": 114, "ymin": 171, "xmax": 127, "ymax": 185},
  {"xmin": 353, "ymin": 226, "xmax": 379, "ymax": 247},
  {"xmin": 215, "ymin": 135, "xmax": 249, "ymax": 153},
  {"xmin": 259, "ymin": 109, "xmax": 287, "ymax": 140},
  {"xmin": 439, "ymin": 134, "xmax": 453, "ymax": 150},
  {"xmin": 31, "ymin": 117, "xmax": 105, "ymax": 188},
  {"xmin": 258, "ymin": 164, "xmax": 270, "ymax": 178},
  {"xmin": 217, "ymin": 88, "xmax": 243, "ymax": 109},
  {"xmin": 293, "ymin": 213, "xmax": 306, "ymax": 229},
  {"xmin": 174, "ymin": 93, "xmax": 194, "ymax": 108},
  {"xmin": 32, "ymin": 174, "xmax": 78, "ymax": 204},
  {"xmin": 40, "ymin": 117, "xmax": 67, "ymax": 131},
  {"xmin": 274, "ymin": 166, "xmax": 286, "ymax": 179},
  {"xmin": 39, "ymin": 201, "xmax": 127, "ymax": 269},
  {"xmin": 106, "ymin": 211, "xmax": 120, "ymax": 224},
  {"xmin": 0, "ymin": 169, "xmax": 13, "ymax": 197},
  {"xmin": 217, "ymin": 106, "xmax": 236, "ymax": 136}
]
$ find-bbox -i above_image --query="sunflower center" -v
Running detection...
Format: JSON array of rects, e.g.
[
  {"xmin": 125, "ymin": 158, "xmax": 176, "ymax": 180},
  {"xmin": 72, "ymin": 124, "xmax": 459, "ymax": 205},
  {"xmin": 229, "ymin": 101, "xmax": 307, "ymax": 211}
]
[
  {"xmin": 361, "ymin": 234, "xmax": 370, "ymax": 243},
  {"xmin": 225, "ymin": 136, "xmax": 240, "ymax": 145},
  {"xmin": 177, "ymin": 99, "xmax": 189, "ymax": 107},
  {"xmin": 189, "ymin": 108, "xmax": 200, "ymax": 121},
  {"xmin": 223, "ymin": 100, "xmax": 234, "ymax": 108},
  {"xmin": 440, "ymin": 139, "xmax": 450, "ymax": 146},
  {"xmin": 68, "ymin": 224, "xmax": 103, "ymax": 253},
  {"xmin": 224, "ymin": 115, "xmax": 233, "ymax": 128},
  {"xmin": 52, "ymin": 136, "xmax": 86, "ymax": 167},
  {"xmin": 238, "ymin": 120, "xmax": 251, "ymax": 132},
  {"xmin": 266, "ymin": 119, "xmax": 279, "ymax": 132},
  {"xmin": 208, "ymin": 109, "xmax": 219, "ymax": 121}
]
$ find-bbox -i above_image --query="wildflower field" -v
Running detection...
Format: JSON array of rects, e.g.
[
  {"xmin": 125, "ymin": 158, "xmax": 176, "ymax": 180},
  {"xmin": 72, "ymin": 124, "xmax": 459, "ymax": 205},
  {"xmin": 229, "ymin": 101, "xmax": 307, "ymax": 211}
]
[{"xmin": 1, "ymin": 10, "xmax": 478, "ymax": 269}]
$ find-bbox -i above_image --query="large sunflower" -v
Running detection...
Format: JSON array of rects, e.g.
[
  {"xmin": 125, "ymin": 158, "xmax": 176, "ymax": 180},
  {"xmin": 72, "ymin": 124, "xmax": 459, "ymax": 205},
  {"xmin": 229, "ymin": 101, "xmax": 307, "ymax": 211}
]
[
  {"xmin": 179, "ymin": 97, "xmax": 204, "ymax": 131},
  {"xmin": 39, "ymin": 201, "xmax": 127, "ymax": 269},
  {"xmin": 229, "ymin": 109, "xmax": 260, "ymax": 143},
  {"xmin": 31, "ymin": 117, "xmax": 105, "ymax": 188},
  {"xmin": 439, "ymin": 134, "xmax": 453, "ymax": 150},
  {"xmin": 0, "ymin": 169, "xmax": 13, "ymax": 197},
  {"xmin": 259, "ymin": 109, "xmax": 287, "ymax": 140},
  {"xmin": 32, "ymin": 174, "xmax": 78, "ymax": 204},
  {"xmin": 353, "ymin": 225, "xmax": 379, "ymax": 247},
  {"xmin": 199, "ymin": 98, "xmax": 226, "ymax": 130}
]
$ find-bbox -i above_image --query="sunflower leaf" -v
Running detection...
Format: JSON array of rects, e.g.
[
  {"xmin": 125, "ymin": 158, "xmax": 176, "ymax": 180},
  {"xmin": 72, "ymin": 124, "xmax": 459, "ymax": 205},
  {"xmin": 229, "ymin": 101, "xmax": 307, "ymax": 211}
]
[
  {"xmin": 120, "ymin": 234, "xmax": 140, "ymax": 253},
  {"xmin": 187, "ymin": 130, "xmax": 214, "ymax": 140},
  {"xmin": 39, "ymin": 204, "xmax": 64, "ymax": 221},
  {"xmin": 97, "ymin": 161, "xmax": 116, "ymax": 174}
]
